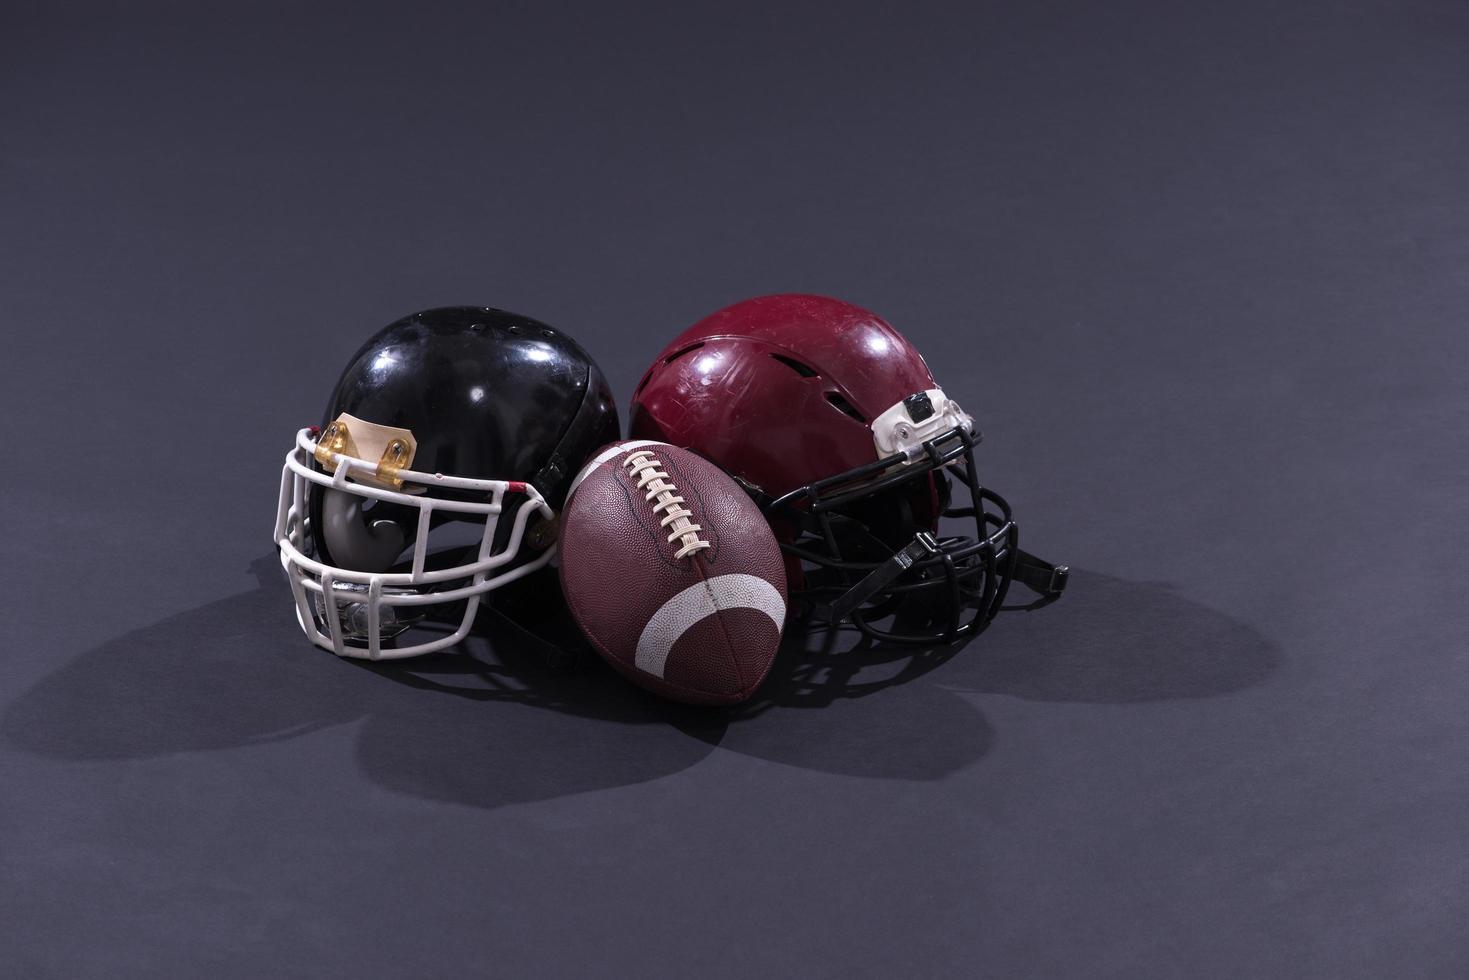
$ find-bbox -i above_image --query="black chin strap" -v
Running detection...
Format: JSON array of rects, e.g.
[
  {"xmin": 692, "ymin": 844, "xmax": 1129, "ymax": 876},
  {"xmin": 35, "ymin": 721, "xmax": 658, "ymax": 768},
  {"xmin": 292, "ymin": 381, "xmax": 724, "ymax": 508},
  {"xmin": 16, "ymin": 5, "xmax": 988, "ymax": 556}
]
[
  {"xmin": 817, "ymin": 531, "xmax": 941, "ymax": 623},
  {"xmin": 815, "ymin": 532, "xmax": 1068, "ymax": 625},
  {"xmin": 1011, "ymin": 549, "xmax": 1070, "ymax": 596}
]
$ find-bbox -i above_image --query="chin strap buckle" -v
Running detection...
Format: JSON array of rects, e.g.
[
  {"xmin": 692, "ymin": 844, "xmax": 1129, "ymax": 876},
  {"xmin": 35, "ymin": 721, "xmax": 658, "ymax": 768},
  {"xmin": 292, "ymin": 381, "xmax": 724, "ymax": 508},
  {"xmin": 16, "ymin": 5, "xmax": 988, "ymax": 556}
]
[
  {"xmin": 814, "ymin": 533, "xmax": 1069, "ymax": 625},
  {"xmin": 817, "ymin": 531, "xmax": 942, "ymax": 624},
  {"xmin": 1012, "ymin": 552, "xmax": 1069, "ymax": 596}
]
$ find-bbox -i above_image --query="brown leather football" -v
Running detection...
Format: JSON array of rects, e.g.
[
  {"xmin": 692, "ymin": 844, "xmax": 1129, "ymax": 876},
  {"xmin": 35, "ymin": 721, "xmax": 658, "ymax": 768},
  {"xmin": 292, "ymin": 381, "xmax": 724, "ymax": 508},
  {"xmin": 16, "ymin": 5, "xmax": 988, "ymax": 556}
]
[{"xmin": 558, "ymin": 440, "xmax": 787, "ymax": 705}]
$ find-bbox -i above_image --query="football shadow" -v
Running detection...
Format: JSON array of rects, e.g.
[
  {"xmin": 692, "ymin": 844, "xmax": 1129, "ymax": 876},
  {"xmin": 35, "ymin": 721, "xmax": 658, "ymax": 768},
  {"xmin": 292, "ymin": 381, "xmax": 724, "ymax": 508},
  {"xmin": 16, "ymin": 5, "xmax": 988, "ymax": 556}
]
[{"xmin": 3, "ymin": 559, "xmax": 1278, "ymax": 808}]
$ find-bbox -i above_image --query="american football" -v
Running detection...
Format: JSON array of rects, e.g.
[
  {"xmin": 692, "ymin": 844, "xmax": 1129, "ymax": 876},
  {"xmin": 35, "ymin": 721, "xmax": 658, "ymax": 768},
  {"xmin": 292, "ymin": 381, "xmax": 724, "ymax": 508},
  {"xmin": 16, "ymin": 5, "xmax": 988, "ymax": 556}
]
[{"xmin": 558, "ymin": 440, "xmax": 787, "ymax": 705}]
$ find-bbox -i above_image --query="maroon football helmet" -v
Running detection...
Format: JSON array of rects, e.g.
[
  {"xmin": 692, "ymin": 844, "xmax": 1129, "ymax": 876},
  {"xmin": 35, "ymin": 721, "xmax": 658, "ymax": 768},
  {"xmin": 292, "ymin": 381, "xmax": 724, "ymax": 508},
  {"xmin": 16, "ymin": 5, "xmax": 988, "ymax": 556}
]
[{"xmin": 628, "ymin": 293, "xmax": 1067, "ymax": 645}]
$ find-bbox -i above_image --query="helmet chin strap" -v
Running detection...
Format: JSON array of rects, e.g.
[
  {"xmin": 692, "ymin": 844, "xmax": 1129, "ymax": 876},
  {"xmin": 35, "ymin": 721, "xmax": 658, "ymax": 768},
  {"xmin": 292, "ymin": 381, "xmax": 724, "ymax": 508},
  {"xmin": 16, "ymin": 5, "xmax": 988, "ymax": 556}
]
[
  {"xmin": 815, "ymin": 531, "xmax": 1070, "ymax": 630},
  {"xmin": 816, "ymin": 531, "xmax": 944, "ymax": 624},
  {"xmin": 1011, "ymin": 551, "xmax": 1070, "ymax": 597},
  {"xmin": 320, "ymin": 489, "xmax": 408, "ymax": 573}
]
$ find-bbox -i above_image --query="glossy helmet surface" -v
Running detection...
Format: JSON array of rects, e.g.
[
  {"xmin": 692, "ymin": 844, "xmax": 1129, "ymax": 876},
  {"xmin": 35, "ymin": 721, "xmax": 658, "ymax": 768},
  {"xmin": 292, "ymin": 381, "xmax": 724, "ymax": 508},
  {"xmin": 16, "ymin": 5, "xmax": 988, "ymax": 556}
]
[
  {"xmin": 275, "ymin": 306, "xmax": 619, "ymax": 659},
  {"xmin": 628, "ymin": 293, "xmax": 1066, "ymax": 645}
]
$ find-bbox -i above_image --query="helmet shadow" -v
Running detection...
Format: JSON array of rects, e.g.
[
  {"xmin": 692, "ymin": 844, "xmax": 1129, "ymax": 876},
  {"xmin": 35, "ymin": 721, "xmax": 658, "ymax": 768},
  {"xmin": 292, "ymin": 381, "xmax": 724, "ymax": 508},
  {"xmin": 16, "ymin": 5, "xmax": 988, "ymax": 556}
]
[
  {"xmin": 2, "ymin": 560, "xmax": 1278, "ymax": 808},
  {"xmin": 681, "ymin": 569, "xmax": 1282, "ymax": 775},
  {"xmin": 0, "ymin": 557, "xmax": 710, "ymax": 810}
]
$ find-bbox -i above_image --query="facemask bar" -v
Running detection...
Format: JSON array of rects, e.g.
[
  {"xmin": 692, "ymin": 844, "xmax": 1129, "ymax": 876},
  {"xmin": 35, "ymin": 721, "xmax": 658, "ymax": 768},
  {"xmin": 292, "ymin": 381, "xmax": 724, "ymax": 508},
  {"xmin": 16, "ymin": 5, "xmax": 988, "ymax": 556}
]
[
  {"xmin": 274, "ymin": 428, "xmax": 555, "ymax": 660},
  {"xmin": 767, "ymin": 425, "xmax": 1030, "ymax": 645}
]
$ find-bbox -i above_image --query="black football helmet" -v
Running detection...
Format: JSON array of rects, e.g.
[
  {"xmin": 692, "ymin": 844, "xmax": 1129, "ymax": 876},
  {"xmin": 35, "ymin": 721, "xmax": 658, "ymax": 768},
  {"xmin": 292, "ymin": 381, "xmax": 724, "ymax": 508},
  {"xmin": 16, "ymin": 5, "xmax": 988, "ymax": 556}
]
[{"xmin": 274, "ymin": 306, "xmax": 619, "ymax": 659}]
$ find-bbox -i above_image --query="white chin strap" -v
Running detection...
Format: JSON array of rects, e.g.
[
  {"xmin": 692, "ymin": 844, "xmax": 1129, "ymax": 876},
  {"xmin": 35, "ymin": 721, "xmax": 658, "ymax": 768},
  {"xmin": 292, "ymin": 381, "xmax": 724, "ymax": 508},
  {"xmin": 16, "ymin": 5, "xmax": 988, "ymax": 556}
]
[{"xmin": 870, "ymin": 388, "xmax": 975, "ymax": 460}]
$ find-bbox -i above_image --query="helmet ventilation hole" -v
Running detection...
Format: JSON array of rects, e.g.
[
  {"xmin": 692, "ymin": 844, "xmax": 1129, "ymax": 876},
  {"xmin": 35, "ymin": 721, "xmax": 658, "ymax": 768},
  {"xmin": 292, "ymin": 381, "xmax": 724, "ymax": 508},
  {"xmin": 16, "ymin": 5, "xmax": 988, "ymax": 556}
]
[
  {"xmin": 769, "ymin": 353, "xmax": 819, "ymax": 378},
  {"xmin": 664, "ymin": 342, "xmax": 704, "ymax": 365},
  {"xmin": 824, "ymin": 391, "xmax": 866, "ymax": 422}
]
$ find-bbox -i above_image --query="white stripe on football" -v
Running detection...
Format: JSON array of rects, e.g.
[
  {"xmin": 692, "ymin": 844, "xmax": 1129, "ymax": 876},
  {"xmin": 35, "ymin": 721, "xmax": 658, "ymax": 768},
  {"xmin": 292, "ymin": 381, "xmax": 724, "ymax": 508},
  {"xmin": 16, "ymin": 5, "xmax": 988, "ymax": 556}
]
[{"xmin": 635, "ymin": 574, "xmax": 785, "ymax": 678}]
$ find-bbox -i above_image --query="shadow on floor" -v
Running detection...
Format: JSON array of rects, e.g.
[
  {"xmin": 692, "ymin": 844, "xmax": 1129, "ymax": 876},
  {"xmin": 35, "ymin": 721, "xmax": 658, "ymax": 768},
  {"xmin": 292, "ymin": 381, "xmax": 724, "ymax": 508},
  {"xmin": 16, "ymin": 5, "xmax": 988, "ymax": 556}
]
[{"xmin": 2, "ymin": 556, "xmax": 1278, "ymax": 806}]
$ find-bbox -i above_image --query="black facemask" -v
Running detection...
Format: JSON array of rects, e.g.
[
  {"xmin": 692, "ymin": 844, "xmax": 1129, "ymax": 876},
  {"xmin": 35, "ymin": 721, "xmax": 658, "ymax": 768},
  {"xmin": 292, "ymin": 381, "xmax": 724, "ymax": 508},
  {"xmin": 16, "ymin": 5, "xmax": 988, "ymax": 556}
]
[{"xmin": 765, "ymin": 425, "xmax": 1068, "ymax": 645}]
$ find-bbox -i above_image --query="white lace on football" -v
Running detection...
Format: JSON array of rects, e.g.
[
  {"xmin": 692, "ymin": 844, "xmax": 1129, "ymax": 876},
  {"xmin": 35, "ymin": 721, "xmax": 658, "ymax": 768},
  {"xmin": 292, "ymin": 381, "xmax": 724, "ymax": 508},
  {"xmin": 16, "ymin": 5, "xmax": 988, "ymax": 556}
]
[{"xmin": 624, "ymin": 450, "xmax": 712, "ymax": 559}]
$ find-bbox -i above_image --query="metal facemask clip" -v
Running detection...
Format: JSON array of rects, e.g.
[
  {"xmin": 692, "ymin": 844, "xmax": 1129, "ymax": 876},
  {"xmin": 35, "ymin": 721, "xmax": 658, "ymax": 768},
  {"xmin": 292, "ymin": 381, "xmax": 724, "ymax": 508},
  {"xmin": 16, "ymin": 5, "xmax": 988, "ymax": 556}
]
[
  {"xmin": 526, "ymin": 515, "xmax": 559, "ymax": 550},
  {"xmin": 313, "ymin": 418, "xmax": 351, "ymax": 468},
  {"xmin": 376, "ymin": 438, "xmax": 412, "ymax": 487},
  {"xmin": 312, "ymin": 413, "xmax": 419, "ymax": 490}
]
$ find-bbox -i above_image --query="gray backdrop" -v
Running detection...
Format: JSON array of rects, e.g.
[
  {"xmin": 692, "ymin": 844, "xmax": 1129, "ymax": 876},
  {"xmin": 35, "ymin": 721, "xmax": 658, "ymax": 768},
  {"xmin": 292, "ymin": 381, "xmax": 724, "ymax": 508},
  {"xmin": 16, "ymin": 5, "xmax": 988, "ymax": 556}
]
[{"xmin": 3, "ymin": 1, "xmax": 1466, "ymax": 977}]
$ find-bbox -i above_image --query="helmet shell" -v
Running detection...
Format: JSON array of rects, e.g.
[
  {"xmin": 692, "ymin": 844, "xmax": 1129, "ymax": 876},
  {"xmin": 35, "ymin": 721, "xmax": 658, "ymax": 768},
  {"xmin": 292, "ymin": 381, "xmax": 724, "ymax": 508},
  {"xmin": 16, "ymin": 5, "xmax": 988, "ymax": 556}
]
[
  {"xmin": 629, "ymin": 294, "xmax": 936, "ymax": 500},
  {"xmin": 325, "ymin": 306, "xmax": 619, "ymax": 508}
]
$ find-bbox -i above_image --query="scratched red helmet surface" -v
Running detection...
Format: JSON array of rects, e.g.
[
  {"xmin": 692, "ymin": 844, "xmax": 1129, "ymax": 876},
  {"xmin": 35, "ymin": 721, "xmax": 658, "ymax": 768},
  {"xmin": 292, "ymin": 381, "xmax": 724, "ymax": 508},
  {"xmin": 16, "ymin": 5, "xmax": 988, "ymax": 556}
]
[{"xmin": 629, "ymin": 294, "xmax": 1068, "ymax": 646}]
